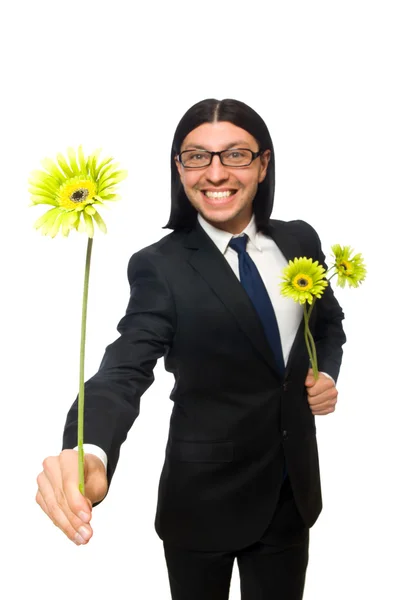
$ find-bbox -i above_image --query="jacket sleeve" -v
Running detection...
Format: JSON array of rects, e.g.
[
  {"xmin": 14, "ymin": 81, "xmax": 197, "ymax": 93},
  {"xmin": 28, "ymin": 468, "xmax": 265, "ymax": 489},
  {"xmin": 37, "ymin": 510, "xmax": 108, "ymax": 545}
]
[
  {"xmin": 296, "ymin": 220, "xmax": 347, "ymax": 383},
  {"xmin": 62, "ymin": 249, "xmax": 176, "ymax": 487}
]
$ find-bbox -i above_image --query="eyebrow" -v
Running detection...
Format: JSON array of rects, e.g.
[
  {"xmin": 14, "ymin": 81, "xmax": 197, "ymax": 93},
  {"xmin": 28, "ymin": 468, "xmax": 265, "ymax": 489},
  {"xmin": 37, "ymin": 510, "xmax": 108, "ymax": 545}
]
[{"xmin": 182, "ymin": 141, "xmax": 252, "ymax": 151}]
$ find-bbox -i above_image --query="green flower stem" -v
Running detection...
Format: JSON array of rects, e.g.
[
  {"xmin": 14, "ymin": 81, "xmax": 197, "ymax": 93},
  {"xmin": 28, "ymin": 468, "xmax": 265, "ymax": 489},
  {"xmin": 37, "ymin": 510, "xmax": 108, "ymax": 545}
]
[
  {"xmin": 307, "ymin": 298, "xmax": 316, "ymax": 321},
  {"xmin": 327, "ymin": 272, "xmax": 338, "ymax": 282},
  {"xmin": 302, "ymin": 307, "xmax": 314, "ymax": 366},
  {"xmin": 303, "ymin": 303, "xmax": 319, "ymax": 380},
  {"xmin": 78, "ymin": 236, "xmax": 93, "ymax": 495},
  {"xmin": 303, "ymin": 321, "xmax": 314, "ymax": 369},
  {"xmin": 306, "ymin": 326, "xmax": 319, "ymax": 379}
]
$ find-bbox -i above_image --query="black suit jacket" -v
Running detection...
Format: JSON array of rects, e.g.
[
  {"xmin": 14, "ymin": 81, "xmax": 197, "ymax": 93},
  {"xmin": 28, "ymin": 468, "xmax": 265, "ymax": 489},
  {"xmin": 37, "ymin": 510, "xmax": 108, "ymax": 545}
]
[{"xmin": 63, "ymin": 218, "xmax": 346, "ymax": 551}]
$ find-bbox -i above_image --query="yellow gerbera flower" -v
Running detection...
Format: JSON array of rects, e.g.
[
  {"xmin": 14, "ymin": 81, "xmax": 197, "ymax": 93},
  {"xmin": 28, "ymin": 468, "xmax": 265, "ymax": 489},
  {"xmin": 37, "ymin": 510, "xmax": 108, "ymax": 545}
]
[
  {"xmin": 331, "ymin": 244, "xmax": 367, "ymax": 288},
  {"xmin": 29, "ymin": 146, "xmax": 127, "ymax": 237},
  {"xmin": 280, "ymin": 257, "xmax": 328, "ymax": 304}
]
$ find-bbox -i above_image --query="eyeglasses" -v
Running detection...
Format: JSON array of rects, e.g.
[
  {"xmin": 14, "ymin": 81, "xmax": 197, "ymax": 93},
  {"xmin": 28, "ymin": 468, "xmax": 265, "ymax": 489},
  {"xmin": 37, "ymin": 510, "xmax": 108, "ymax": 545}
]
[{"xmin": 177, "ymin": 148, "xmax": 263, "ymax": 168}]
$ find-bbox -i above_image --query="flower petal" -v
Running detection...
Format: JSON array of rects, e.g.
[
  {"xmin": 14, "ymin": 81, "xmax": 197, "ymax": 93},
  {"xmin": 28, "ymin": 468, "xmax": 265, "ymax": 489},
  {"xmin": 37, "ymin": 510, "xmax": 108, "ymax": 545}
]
[
  {"xmin": 98, "ymin": 169, "xmax": 128, "ymax": 189},
  {"xmin": 92, "ymin": 210, "xmax": 107, "ymax": 234},
  {"xmin": 96, "ymin": 156, "xmax": 114, "ymax": 179},
  {"xmin": 78, "ymin": 145, "xmax": 87, "ymax": 177},
  {"xmin": 34, "ymin": 207, "xmax": 61, "ymax": 230},
  {"xmin": 87, "ymin": 148, "xmax": 102, "ymax": 179},
  {"xmin": 56, "ymin": 152, "xmax": 74, "ymax": 178},
  {"xmin": 49, "ymin": 212, "xmax": 64, "ymax": 238},
  {"xmin": 29, "ymin": 171, "xmax": 60, "ymax": 193},
  {"xmin": 83, "ymin": 212, "xmax": 94, "ymax": 238},
  {"xmin": 84, "ymin": 205, "xmax": 96, "ymax": 216},
  {"xmin": 96, "ymin": 193, "xmax": 121, "ymax": 202},
  {"xmin": 67, "ymin": 147, "xmax": 80, "ymax": 175},
  {"xmin": 30, "ymin": 195, "xmax": 59, "ymax": 206},
  {"xmin": 41, "ymin": 158, "xmax": 68, "ymax": 184}
]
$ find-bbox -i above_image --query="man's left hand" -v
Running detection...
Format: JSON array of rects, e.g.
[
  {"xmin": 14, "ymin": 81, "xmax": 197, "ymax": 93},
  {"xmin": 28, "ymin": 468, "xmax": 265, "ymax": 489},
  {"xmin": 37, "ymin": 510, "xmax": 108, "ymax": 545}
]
[{"xmin": 305, "ymin": 369, "xmax": 338, "ymax": 416}]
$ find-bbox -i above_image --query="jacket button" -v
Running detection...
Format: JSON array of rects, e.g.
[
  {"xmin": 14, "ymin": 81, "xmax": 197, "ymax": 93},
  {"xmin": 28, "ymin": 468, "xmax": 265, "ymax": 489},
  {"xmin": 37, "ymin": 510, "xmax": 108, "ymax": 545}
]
[
  {"xmin": 282, "ymin": 430, "xmax": 288, "ymax": 439},
  {"xmin": 283, "ymin": 381, "xmax": 288, "ymax": 391}
]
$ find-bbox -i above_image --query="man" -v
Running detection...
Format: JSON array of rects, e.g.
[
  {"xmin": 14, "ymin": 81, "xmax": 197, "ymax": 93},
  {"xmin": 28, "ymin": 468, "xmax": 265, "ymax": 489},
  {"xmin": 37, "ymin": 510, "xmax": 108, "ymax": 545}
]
[{"xmin": 36, "ymin": 98, "xmax": 346, "ymax": 599}]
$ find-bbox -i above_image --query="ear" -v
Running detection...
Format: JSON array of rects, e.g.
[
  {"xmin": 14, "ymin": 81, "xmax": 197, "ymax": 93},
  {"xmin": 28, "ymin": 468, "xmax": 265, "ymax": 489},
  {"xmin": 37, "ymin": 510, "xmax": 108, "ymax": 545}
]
[
  {"xmin": 258, "ymin": 149, "xmax": 271, "ymax": 183},
  {"xmin": 175, "ymin": 155, "xmax": 183, "ymax": 179}
]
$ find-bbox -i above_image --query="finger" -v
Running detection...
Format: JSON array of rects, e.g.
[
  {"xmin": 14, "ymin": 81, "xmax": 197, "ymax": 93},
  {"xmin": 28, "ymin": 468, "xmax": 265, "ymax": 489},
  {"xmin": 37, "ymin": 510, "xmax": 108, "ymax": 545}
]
[
  {"xmin": 306, "ymin": 379, "xmax": 335, "ymax": 397},
  {"xmin": 58, "ymin": 450, "xmax": 93, "ymax": 521},
  {"xmin": 307, "ymin": 387, "xmax": 338, "ymax": 404},
  {"xmin": 36, "ymin": 488, "xmax": 53, "ymax": 522},
  {"xmin": 310, "ymin": 396, "xmax": 338, "ymax": 412},
  {"xmin": 37, "ymin": 469, "xmax": 92, "ymax": 544},
  {"xmin": 309, "ymin": 401, "xmax": 338, "ymax": 415},
  {"xmin": 305, "ymin": 368, "xmax": 315, "ymax": 386},
  {"xmin": 311, "ymin": 406, "xmax": 336, "ymax": 415},
  {"xmin": 42, "ymin": 454, "xmax": 93, "ymax": 538},
  {"xmin": 83, "ymin": 454, "xmax": 108, "ymax": 506}
]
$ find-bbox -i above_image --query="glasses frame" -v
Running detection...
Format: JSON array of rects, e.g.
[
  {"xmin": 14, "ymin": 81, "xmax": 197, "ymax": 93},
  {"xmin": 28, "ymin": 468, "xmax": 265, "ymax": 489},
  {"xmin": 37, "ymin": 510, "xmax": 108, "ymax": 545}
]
[{"xmin": 177, "ymin": 148, "xmax": 264, "ymax": 169}]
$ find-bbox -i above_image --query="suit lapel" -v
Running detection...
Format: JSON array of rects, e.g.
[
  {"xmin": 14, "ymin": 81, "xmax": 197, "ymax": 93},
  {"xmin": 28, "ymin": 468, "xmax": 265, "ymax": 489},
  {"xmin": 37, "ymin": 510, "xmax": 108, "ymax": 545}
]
[
  {"xmin": 265, "ymin": 221, "xmax": 308, "ymax": 374},
  {"xmin": 183, "ymin": 219, "xmax": 313, "ymax": 378},
  {"xmin": 183, "ymin": 221, "xmax": 283, "ymax": 378}
]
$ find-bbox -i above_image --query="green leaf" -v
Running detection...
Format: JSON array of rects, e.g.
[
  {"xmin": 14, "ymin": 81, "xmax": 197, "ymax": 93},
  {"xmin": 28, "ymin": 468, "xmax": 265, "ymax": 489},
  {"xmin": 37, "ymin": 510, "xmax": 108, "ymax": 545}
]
[
  {"xmin": 93, "ymin": 210, "xmax": 107, "ymax": 234},
  {"xmin": 56, "ymin": 152, "xmax": 74, "ymax": 178},
  {"xmin": 83, "ymin": 212, "xmax": 94, "ymax": 238}
]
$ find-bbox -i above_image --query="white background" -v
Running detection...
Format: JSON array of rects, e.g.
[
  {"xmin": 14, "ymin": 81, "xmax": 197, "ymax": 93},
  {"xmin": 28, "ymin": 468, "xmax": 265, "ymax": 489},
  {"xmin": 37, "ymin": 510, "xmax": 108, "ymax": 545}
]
[{"xmin": 1, "ymin": 1, "xmax": 395, "ymax": 598}]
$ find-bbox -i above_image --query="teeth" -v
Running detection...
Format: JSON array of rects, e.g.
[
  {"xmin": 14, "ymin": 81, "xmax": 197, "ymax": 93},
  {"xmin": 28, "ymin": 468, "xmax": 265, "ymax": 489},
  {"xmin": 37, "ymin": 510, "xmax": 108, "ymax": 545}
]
[{"xmin": 204, "ymin": 190, "xmax": 234, "ymax": 198}]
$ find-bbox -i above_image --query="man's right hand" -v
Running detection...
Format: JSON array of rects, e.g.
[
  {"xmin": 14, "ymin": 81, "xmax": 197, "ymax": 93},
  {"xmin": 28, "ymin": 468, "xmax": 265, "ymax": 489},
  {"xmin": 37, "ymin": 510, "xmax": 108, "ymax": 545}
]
[{"xmin": 36, "ymin": 449, "xmax": 108, "ymax": 545}]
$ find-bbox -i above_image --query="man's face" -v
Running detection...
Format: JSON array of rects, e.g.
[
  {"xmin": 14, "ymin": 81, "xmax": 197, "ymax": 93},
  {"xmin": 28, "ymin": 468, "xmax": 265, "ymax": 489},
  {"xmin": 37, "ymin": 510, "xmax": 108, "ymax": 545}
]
[{"xmin": 175, "ymin": 121, "xmax": 270, "ymax": 234}]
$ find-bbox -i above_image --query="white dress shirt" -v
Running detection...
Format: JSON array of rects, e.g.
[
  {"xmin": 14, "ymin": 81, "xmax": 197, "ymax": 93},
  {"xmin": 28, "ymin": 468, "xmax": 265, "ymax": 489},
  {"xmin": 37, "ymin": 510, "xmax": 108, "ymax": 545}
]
[
  {"xmin": 197, "ymin": 213, "xmax": 303, "ymax": 366},
  {"xmin": 77, "ymin": 214, "xmax": 333, "ymax": 470}
]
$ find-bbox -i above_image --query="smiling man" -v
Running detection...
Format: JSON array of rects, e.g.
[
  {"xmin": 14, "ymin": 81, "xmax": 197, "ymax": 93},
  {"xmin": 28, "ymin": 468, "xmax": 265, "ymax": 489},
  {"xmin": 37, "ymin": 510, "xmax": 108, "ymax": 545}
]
[
  {"xmin": 36, "ymin": 98, "xmax": 346, "ymax": 600},
  {"xmin": 175, "ymin": 121, "xmax": 271, "ymax": 234}
]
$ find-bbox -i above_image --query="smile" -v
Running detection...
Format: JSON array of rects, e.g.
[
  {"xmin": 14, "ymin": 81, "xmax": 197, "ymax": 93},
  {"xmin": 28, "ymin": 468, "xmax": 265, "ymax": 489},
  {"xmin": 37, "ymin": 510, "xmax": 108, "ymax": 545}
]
[
  {"xmin": 201, "ymin": 189, "xmax": 237, "ymax": 205},
  {"xmin": 204, "ymin": 190, "xmax": 234, "ymax": 198}
]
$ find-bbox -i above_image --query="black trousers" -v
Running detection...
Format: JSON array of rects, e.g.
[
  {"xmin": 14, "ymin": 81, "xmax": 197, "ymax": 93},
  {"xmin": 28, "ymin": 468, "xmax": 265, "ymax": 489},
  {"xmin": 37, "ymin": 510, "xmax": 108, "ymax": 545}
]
[{"xmin": 163, "ymin": 476, "xmax": 309, "ymax": 600}]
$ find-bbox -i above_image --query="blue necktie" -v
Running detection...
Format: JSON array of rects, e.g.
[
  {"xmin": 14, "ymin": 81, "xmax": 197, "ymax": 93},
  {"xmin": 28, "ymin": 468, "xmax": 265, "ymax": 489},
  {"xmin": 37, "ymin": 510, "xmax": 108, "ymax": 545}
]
[{"xmin": 228, "ymin": 234, "xmax": 285, "ymax": 375}]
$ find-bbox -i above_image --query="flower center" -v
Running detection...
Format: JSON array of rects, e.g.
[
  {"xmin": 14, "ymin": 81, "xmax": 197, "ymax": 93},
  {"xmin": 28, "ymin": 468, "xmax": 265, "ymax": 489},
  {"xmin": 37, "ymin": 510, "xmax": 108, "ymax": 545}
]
[
  {"xmin": 340, "ymin": 260, "xmax": 353, "ymax": 275},
  {"xmin": 292, "ymin": 273, "xmax": 313, "ymax": 291},
  {"xmin": 70, "ymin": 188, "xmax": 89, "ymax": 203},
  {"xmin": 58, "ymin": 178, "xmax": 97, "ymax": 210}
]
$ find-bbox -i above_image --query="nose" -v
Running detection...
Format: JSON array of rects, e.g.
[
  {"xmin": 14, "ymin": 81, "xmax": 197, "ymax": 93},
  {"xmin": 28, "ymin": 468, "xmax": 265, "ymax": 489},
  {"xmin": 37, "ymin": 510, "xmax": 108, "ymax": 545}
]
[{"xmin": 205, "ymin": 155, "xmax": 229, "ymax": 183}]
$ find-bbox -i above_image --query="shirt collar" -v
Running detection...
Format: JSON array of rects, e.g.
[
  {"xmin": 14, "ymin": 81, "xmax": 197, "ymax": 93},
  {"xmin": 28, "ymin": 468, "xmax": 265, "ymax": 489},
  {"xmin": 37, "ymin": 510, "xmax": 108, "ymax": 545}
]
[{"xmin": 197, "ymin": 213, "xmax": 262, "ymax": 254}]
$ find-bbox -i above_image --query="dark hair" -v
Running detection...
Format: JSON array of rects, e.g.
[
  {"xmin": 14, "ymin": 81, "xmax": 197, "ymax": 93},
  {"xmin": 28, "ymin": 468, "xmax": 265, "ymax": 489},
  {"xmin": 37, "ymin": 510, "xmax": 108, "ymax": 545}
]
[{"xmin": 162, "ymin": 98, "xmax": 275, "ymax": 233}]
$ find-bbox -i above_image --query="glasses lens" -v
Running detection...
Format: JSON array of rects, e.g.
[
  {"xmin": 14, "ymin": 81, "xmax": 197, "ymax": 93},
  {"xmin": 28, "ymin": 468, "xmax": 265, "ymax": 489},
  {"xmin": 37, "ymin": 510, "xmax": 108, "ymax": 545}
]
[
  {"xmin": 221, "ymin": 149, "xmax": 253, "ymax": 166},
  {"xmin": 181, "ymin": 151, "xmax": 211, "ymax": 167}
]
